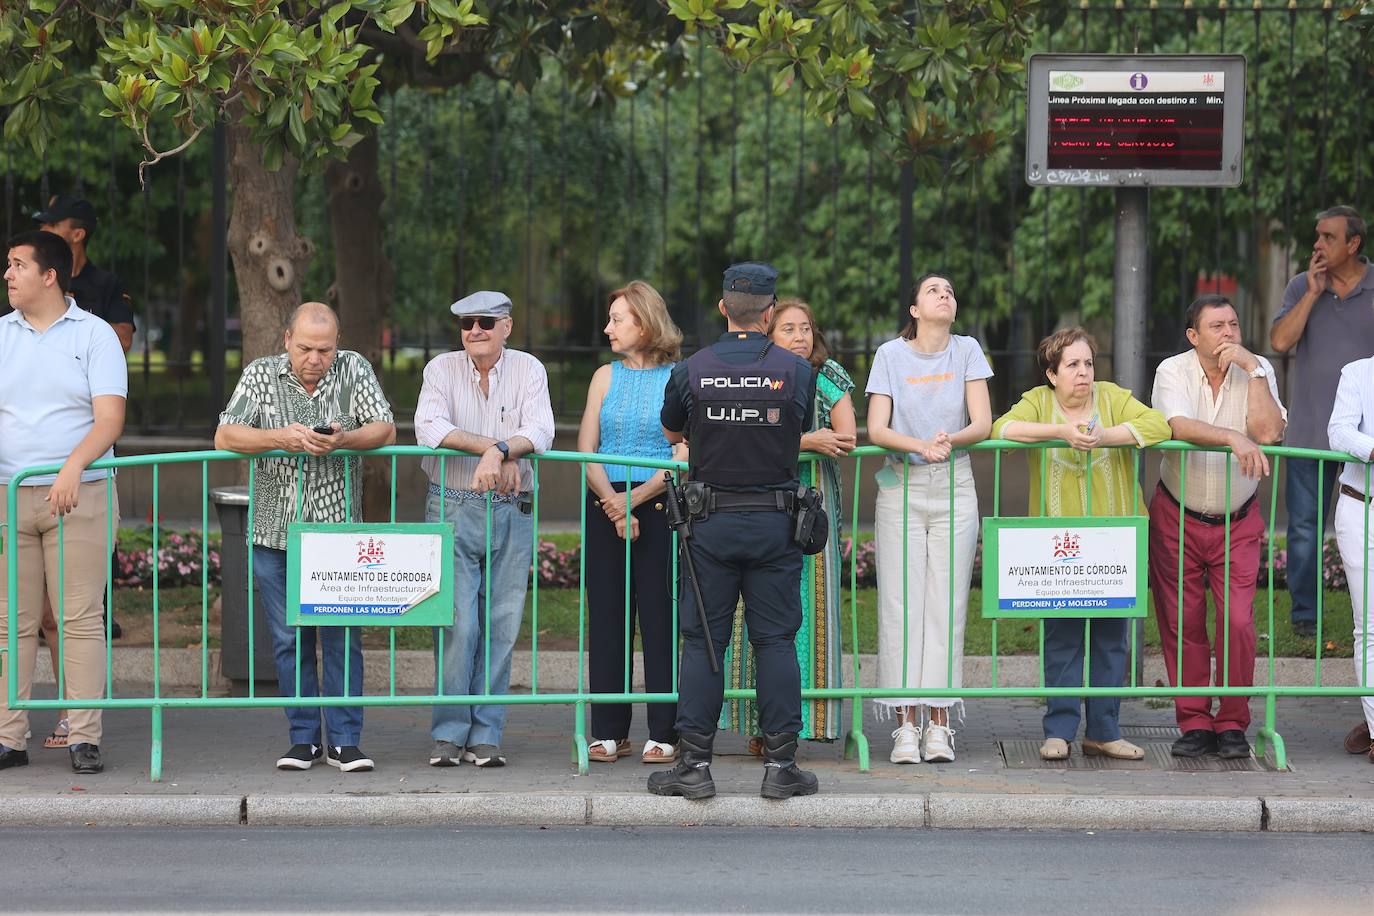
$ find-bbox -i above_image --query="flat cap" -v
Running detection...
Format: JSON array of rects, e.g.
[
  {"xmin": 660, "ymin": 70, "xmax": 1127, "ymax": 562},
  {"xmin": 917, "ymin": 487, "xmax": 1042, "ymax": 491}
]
[
  {"xmin": 449, "ymin": 290, "xmax": 512, "ymax": 318},
  {"xmin": 723, "ymin": 261, "xmax": 778, "ymax": 296},
  {"xmin": 33, "ymin": 195, "xmax": 98, "ymax": 230}
]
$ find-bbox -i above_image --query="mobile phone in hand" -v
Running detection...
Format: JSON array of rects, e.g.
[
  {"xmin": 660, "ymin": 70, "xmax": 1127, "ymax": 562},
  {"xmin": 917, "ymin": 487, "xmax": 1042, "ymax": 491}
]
[{"xmin": 313, "ymin": 424, "xmax": 335, "ymax": 435}]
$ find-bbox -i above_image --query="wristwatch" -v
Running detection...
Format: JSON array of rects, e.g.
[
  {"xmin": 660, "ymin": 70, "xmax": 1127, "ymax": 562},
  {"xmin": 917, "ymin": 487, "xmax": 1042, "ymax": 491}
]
[
  {"xmin": 493, "ymin": 440, "xmax": 510, "ymax": 460},
  {"xmin": 1249, "ymin": 365, "xmax": 1271, "ymax": 379}
]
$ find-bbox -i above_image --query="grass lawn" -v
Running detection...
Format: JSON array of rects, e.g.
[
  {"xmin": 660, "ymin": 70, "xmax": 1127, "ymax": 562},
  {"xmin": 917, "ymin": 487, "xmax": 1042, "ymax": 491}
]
[{"xmin": 114, "ymin": 583, "xmax": 1355, "ymax": 658}]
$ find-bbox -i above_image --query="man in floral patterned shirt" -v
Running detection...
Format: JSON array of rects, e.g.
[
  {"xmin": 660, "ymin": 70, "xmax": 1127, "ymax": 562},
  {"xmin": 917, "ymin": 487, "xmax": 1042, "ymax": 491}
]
[{"xmin": 215, "ymin": 302, "xmax": 395, "ymax": 773}]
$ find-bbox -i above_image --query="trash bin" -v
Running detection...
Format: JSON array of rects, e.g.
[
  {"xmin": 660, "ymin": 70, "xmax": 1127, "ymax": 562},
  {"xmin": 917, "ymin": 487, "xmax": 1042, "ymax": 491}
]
[{"xmin": 212, "ymin": 486, "xmax": 277, "ymax": 691}]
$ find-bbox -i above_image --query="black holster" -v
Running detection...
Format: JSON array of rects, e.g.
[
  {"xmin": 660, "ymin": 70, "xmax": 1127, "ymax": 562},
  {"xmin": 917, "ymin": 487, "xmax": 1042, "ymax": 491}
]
[{"xmin": 790, "ymin": 485, "xmax": 828, "ymax": 555}]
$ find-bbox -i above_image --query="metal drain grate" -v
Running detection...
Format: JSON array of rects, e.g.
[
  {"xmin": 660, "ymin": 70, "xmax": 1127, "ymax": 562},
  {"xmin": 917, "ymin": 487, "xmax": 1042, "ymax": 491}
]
[
  {"xmin": 1119, "ymin": 725, "xmax": 1182, "ymax": 739},
  {"xmin": 999, "ymin": 740, "xmax": 1263, "ymax": 772}
]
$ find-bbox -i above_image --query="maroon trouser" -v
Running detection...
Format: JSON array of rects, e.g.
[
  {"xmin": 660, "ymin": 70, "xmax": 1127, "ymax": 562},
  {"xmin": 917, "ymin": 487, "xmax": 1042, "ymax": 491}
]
[{"xmin": 1147, "ymin": 485, "xmax": 1262, "ymax": 734}]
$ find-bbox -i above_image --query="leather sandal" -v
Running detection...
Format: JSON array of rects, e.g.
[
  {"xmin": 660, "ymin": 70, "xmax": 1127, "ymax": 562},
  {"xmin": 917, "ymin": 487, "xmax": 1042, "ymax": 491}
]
[
  {"xmin": 641, "ymin": 740, "xmax": 678, "ymax": 764},
  {"xmin": 1039, "ymin": 737, "xmax": 1070, "ymax": 760},
  {"xmin": 1081, "ymin": 738, "xmax": 1144, "ymax": 760},
  {"xmin": 587, "ymin": 738, "xmax": 631, "ymax": 763},
  {"xmin": 43, "ymin": 717, "xmax": 70, "ymax": 749}
]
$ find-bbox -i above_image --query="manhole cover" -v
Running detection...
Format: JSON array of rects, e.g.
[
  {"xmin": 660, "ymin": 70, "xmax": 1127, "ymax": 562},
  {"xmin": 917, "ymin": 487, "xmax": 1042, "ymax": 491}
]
[{"xmin": 999, "ymin": 740, "xmax": 1263, "ymax": 772}]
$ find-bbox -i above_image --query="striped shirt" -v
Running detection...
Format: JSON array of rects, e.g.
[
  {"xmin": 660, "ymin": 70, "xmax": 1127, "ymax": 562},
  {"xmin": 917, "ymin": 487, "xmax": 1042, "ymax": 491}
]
[
  {"xmin": 414, "ymin": 348, "xmax": 555, "ymax": 491},
  {"xmin": 1152, "ymin": 349, "xmax": 1286, "ymax": 515},
  {"xmin": 217, "ymin": 350, "xmax": 394, "ymax": 550}
]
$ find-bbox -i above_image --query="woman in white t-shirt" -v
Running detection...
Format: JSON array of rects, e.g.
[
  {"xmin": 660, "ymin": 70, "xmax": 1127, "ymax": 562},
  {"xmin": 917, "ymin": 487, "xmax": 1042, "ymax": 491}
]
[{"xmin": 865, "ymin": 273, "xmax": 993, "ymax": 765}]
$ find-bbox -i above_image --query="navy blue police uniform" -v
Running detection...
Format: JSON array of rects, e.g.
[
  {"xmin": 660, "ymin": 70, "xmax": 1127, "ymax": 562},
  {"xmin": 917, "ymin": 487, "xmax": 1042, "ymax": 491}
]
[
  {"xmin": 649, "ymin": 261, "xmax": 820, "ymax": 800},
  {"xmin": 67, "ymin": 260, "xmax": 136, "ymax": 330},
  {"xmin": 26, "ymin": 196, "xmax": 136, "ymax": 331}
]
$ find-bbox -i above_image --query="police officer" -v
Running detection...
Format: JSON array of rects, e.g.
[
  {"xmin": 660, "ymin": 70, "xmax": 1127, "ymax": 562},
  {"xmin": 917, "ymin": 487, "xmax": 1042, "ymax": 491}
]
[
  {"xmin": 34, "ymin": 196, "xmax": 136, "ymax": 353},
  {"xmin": 648, "ymin": 261, "xmax": 819, "ymax": 800}
]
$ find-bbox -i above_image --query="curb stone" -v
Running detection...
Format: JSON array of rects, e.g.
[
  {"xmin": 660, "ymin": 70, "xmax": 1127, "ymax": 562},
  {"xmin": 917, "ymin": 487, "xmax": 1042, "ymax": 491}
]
[
  {"xmin": 926, "ymin": 794, "xmax": 1262, "ymax": 831},
  {"xmin": 588, "ymin": 794, "xmax": 926, "ymax": 828},
  {"xmin": 246, "ymin": 794, "xmax": 588, "ymax": 827},
  {"xmin": 1263, "ymin": 798, "xmax": 1374, "ymax": 833},
  {"xmin": 1, "ymin": 793, "xmax": 1364, "ymax": 831},
  {"xmin": 0, "ymin": 795, "xmax": 243, "ymax": 827}
]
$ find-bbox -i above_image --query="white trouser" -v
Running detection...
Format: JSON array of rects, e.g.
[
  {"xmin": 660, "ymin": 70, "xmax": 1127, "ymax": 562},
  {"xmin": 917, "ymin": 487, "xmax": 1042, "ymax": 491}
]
[
  {"xmin": 1333, "ymin": 493, "xmax": 1374, "ymax": 732},
  {"xmin": 873, "ymin": 457, "xmax": 979, "ymax": 712}
]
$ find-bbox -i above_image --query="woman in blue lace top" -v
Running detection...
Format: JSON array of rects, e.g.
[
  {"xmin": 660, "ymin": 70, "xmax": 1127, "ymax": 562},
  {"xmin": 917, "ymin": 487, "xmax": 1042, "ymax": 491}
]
[{"xmin": 577, "ymin": 280, "xmax": 685, "ymax": 765}]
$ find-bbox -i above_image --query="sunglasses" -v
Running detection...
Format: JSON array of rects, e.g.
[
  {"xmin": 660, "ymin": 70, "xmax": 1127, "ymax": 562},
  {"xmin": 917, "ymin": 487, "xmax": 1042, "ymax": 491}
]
[{"xmin": 460, "ymin": 316, "xmax": 499, "ymax": 331}]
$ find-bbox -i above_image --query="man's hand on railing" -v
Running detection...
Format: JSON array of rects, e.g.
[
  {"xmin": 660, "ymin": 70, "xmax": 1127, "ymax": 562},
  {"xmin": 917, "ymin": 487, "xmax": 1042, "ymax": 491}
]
[
  {"xmin": 469, "ymin": 448, "xmax": 504, "ymax": 493},
  {"xmin": 802, "ymin": 427, "xmax": 857, "ymax": 458},
  {"xmin": 1228, "ymin": 431, "xmax": 1271, "ymax": 479},
  {"xmin": 496, "ymin": 460, "xmax": 522, "ymax": 495},
  {"xmin": 278, "ymin": 423, "xmax": 337, "ymax": 457}
]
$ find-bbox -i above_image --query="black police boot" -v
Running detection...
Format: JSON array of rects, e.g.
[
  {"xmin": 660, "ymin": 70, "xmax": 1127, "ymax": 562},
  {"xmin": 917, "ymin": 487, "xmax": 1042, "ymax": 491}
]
[
  {"xmin": 646, "ymin": 730, "xmax": 715, "ymax": 799},
  {"xmin": 759, "ymin": 732, "xmax": 819, "ymax": 799}
]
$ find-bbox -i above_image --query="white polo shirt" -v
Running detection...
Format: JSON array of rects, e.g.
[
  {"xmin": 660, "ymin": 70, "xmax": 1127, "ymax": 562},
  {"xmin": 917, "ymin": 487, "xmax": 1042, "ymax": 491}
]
[{"xmin": 0, "ymin": 297, "xmax": 128, "ymax": 485}]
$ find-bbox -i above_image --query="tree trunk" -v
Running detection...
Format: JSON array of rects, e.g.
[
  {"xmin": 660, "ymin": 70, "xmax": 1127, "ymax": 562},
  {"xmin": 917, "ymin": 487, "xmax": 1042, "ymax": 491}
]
[
  {"xmin": 226, "ymin": 124, "xmax": 311, "ymax": 366},
  {"xmin": 326, "ymin": 130, "xmax": 392, "ymax": 368},
  {"xmin": 325, "ymin": 130, "xmax": 394, "ymax": 521}
]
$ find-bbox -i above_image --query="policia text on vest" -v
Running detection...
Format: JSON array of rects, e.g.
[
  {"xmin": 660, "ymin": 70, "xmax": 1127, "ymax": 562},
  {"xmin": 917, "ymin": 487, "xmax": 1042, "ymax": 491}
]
[{"xmin": 649, "ymin": 260, "xmax": 822, "ymax": 801}]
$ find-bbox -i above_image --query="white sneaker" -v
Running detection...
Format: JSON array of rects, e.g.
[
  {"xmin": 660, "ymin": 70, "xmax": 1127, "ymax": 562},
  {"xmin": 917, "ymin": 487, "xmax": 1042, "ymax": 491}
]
[
  {"xmin": 922, "ymin": 723, "xmax": 956, "ymax": 763},
  {"xmin": 889, "ymin": 722, "xmax": 922, "ymax": 764}
]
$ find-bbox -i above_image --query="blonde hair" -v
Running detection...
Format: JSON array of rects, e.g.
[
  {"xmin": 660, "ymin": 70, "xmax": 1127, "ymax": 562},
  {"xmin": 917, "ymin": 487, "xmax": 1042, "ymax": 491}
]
[
  {"xmin": 767, "ymin": 298, "xmax": 831, "ymax": 368},
  {"xmin": 609, "ymin": 280, "xmax": 682, "ymax": 365}
]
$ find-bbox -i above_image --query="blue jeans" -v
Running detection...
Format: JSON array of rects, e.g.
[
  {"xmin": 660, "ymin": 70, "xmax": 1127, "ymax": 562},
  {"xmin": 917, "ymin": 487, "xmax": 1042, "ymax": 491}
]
[
  {"xmin": 1285, "ymin": 458, "xmax": 1339, "ymax": 626},
  {"xmin": 1041, "ymin": 617, "xmax": 1128, "ymax": 742},
  {"xmin": 427, "ymin": 494, "xmax": 533, "ymax": 748},
  {"xmin": 252, "ymin": 547, "xmax": 364, "ymax": 747}
]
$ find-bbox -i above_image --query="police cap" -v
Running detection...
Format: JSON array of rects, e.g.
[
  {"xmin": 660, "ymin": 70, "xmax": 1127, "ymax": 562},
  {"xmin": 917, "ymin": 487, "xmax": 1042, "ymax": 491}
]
[
  {"xmin": 722, "ymin": 261, "xmax": 778, "ymax": 297},
  {"xmin": 32, "ymin": 195, "xmax": 99, "ymax": 230}
]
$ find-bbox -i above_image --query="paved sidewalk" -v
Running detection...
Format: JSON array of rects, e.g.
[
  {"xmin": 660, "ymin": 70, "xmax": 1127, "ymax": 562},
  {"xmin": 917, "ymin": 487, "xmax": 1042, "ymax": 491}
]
[{"xmin": 2, "ymin": 686, "xmax": 1372, "ymax": 830}]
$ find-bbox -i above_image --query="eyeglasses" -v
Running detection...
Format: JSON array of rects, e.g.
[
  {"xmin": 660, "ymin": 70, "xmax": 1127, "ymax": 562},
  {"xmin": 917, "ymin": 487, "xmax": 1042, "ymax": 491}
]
[{"xmin": 460, "ymin": 316, "xmax": 499, "ymax": 331}]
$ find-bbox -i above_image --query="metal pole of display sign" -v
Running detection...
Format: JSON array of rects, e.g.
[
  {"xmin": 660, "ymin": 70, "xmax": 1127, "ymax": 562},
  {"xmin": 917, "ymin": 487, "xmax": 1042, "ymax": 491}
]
[
  {"xmin": 1025, "ymin": 51, "xmax": 1247, "ymax": 691},
  {"xmin": 1113, "ymin": 186, "xmax": 1149, "ymax": 684}
]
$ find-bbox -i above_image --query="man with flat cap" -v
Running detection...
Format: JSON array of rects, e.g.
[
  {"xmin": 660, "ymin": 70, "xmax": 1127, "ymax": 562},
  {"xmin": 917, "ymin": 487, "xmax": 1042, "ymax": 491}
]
[
  {"xmin": 648, "ymin": 261, "xmax": 820, "ymax": 799},
  {"xmin": 415, "ymin": 290, "xmax": 554, "ymax": 769},
  {"xmin": 34, "ymin": 196, "xmax": 136, "ymax": 353}
]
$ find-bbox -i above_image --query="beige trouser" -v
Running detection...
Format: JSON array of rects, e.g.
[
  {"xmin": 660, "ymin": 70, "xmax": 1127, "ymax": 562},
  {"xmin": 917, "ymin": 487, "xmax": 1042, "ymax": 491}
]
[{"xmin": 0, "ymin": 480, "xmax": 116, "ymax": 750}]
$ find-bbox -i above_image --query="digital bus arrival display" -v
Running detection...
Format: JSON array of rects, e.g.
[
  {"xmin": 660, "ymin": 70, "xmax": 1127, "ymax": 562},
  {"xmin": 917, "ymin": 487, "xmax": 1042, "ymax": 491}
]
[{"xmin": 1047, "ymin": 70, "xmax": 1225, "ymax": 171}]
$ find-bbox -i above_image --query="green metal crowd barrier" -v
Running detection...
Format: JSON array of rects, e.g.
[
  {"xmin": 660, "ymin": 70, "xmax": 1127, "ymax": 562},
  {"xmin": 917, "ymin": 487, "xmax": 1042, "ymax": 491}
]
[{"xmin": 3, "ymin": 440, "xmax": 1369, "ymax": 780}]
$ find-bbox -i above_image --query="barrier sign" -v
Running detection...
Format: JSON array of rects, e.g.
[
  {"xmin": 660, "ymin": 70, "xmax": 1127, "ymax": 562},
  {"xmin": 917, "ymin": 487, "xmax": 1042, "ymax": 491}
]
[
  {"xmin": 981, "ymin": 516, "xmax": 1148, "ymax": 619},
  {"xmin": 1025, "ymin": 53, "xmax": 1247, "ymax": 187},
  {"xmin": 287, "ymin": 523, "xmax": 453, "ymax": 626}
]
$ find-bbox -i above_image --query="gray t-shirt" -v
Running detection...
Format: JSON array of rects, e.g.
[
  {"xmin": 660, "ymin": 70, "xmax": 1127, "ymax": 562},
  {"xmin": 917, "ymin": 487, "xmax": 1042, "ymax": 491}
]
[
  {"xmin": 865, "ymin": 334, "xmax": 994, "ymax": 465},
  {"xmin": 1272, "ymin": 259, "xmax": 1374, "ymax": 450}
]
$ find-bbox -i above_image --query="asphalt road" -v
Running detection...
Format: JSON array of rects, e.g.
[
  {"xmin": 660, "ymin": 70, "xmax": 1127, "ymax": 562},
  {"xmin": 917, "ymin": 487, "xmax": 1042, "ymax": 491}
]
[{"xmin": 5, "ymin": 827, "xmax": 1368, "ymax": 914}]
